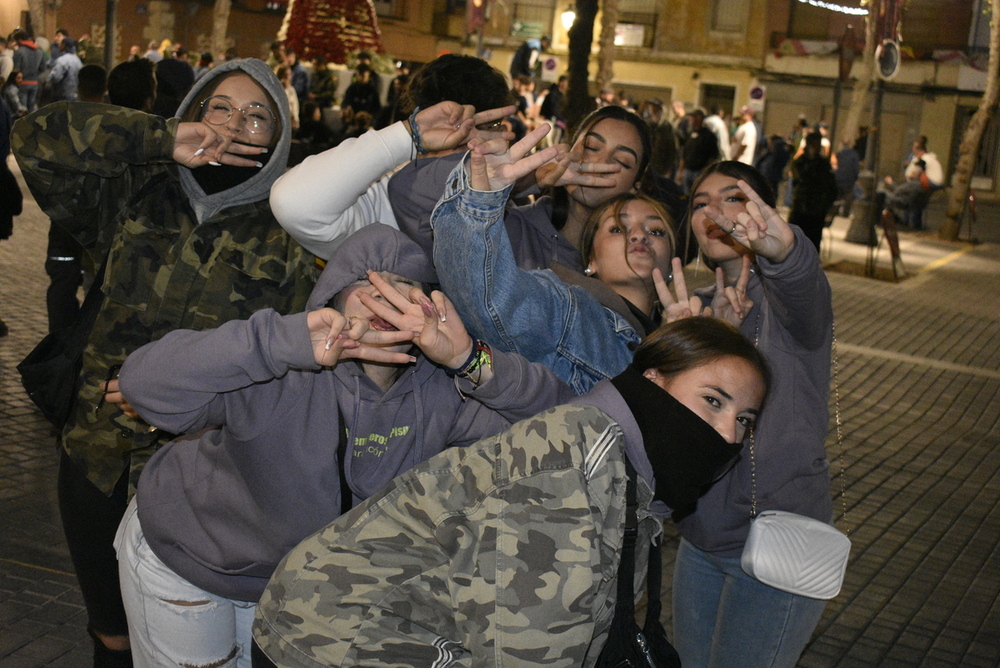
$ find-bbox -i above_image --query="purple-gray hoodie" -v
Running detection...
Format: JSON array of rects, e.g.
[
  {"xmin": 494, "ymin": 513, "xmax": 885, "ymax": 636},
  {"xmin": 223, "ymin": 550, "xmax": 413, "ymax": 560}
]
[{"xmin": 120, "ymin": 225, "xmax": 572, "ymax": 602}]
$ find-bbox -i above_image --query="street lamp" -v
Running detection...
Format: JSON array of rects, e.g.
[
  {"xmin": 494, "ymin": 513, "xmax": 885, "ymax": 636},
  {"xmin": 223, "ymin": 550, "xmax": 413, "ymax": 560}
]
[{"xmin": 561, "ymin": 5, "xmax": 576, "ymax": 30}]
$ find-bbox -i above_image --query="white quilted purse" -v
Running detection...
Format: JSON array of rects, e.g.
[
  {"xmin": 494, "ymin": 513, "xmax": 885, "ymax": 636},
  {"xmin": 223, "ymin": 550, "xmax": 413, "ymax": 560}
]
[
  {"xmin": 740, "ymin": 318, "xmax": 850, "ymax": 600},
  {"xmin": 741, "ymin": 510, "xmax": 850, "ymax": 600}
]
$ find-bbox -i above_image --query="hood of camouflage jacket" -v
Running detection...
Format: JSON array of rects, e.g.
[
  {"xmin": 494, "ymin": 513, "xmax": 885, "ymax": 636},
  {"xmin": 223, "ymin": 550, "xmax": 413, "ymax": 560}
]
[
  {"xmin": 175, "ymin": 58, "xmax": 291, "ymax": 222},
  {"xmin": 306, "ymin": 224, "xmax": 438, "ymax": 312}
]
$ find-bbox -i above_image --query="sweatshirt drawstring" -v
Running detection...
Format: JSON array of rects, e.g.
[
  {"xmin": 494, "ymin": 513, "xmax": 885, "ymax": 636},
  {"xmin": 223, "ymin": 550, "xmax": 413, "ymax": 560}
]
[{"xmin": 411, "ymin": 369, "xmax": 426, "ymax": 461}]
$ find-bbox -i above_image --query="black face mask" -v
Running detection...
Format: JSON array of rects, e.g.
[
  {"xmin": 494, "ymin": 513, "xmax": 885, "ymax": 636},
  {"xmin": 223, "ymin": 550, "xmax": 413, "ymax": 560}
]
[
  {"xmin": 611, "ymin": 365, "xmax": 742, "ymax": 512},
  {"xmin": 190, "ymin": 141, "xmax": 272, "ymax": 195}
]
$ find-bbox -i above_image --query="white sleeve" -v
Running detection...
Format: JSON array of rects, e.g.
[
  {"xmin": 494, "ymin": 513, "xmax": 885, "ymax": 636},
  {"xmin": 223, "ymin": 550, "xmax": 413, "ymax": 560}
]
[
  {"xmin": 925, "ymin": 154, "xmax": 944, "ymax": 185},
  {"xmin": 270, "ymin": 121, "xmax": 414, "ymax": 259}
]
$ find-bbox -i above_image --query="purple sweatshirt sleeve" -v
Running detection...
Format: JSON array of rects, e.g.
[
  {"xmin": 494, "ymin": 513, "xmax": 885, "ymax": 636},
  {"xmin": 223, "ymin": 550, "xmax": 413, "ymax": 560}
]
[
  {"xmin": 118, "ymin": 310, "xmax": 316, "ymax": 434},
  {"xmin": 457, "ymin": 348, "xmax": 575, "ymax": 418},
  {"xmin": 753, "ymin": 226, "xmax": 832, "ymax": 350},
  {"xmin": 440, "ymin": 346, "xmax": 574, "ymax": 448}
]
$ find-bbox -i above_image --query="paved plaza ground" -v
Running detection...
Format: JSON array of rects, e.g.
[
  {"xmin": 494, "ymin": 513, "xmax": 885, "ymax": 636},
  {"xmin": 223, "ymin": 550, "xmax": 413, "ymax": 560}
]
[{"xmin": 1, "ymin": 156, "xmax": 998, "ymax": 667}]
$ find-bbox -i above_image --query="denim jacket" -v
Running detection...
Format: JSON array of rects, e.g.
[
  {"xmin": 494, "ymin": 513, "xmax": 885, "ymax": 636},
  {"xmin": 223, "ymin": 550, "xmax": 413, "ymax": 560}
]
[{"xmin": 430, "ymin": 158, "xmax": 640, "ymax": 395}]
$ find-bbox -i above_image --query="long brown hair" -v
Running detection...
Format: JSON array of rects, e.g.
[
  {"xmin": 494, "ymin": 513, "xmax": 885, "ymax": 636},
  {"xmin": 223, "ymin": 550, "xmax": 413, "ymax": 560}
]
[
  {"xmin": 550, "ymin": 106, "xmax": 653, "ymax": 231},
  {"xmin": 633, "ymin": 317, "xmax": 771, "ymax": 395}
]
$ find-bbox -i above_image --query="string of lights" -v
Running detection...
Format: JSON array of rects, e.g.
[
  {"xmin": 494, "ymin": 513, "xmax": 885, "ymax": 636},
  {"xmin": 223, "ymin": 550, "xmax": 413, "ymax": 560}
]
[{"xmin": 797, "ymin": 0, "xmax": 869, "ymax": 15}]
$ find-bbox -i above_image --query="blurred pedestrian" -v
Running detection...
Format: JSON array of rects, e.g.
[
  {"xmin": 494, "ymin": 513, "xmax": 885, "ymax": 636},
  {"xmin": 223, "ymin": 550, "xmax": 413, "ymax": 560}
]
[
  {"xmin": 309, "ymin": 55, "xmax": 337, "ymax": 109},
  {"xmin": 143, "ymin": 39, "xmax": 163, "ymax": 62},
  {"xmin": 789, "ymin": 131, "xmax": 839, "ymax": 252},
  {"xmin": 538, "ymin": 73, "xmax": 567, "ymax": 145},
  {"xmin": 341, "ymin": 63, "xmax": 380, "ymax": 118},
  {"xmin": 11, "ymin": 30, "xmax": 43, "ymax": 112},
  {"xmin": 193, "ymin": 51, "xmax": 213, "ymax": 81},
  {"xmin": 703, "ymin": 106, "xmax": 731, "ymax": 162},
  {"xmin": 0, "ymin": 95, "xmax": 21, "ymax": 336},
  {"xmin": 48, "ymin": 36, "xmax": 83, "ymax": 101},
  {"xmin": 2, "ymin": 69, "xmax": 26, "ymax": 116},
  {"xmin": 509, "ymin": 35, "xmax": 549, "ymax": 80},
  {"xmin": 834, "ymin": 138, "xmax": 861, "ymax": 217},
  {"xmin": 0, "ymin": 37, "xmax": 14, "ymax": 84},
  {"xmin": 286, "ymin": 48, "xmax": 309, "ymax": 108},
  {"xmin": 676, "ymin": 108, "xmax": 719, "ymax": 194},
  {"xmin": 77, "ymin": 64, "xmax": 106, "ymax": 102},
  {"xmin": 643, "ymin": 98, "xmax": 678, "ymax": 180},
  {"xmin": 755, "ymin": 134, "xmax": 791, "ymax": 204},
  {"xmin": 276, "ymin": 64, "xmax": 300, "ymax": 130},
  {"xmin": 355, "ymin": 51, "xmax": 381, "ymax": 92}
]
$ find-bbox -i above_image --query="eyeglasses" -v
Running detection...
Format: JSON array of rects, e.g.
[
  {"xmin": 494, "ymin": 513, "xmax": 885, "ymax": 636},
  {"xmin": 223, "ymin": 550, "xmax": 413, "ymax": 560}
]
[{"xmin": 200, "ymin": 96, "xmax": 275, "ymax": 134}]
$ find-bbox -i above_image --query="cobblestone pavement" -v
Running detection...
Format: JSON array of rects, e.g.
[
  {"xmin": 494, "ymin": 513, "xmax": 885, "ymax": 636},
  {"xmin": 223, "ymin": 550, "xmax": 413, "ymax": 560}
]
[{"xmin": 2, "ymin": 154, "xmax": 999, "ymax": 667}]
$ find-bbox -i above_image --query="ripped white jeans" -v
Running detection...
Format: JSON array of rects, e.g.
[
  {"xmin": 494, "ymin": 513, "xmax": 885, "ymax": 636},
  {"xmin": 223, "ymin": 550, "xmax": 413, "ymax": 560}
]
[{"xmin": 115, "ymin": 498, "xmax": 256, "ymax": 668}]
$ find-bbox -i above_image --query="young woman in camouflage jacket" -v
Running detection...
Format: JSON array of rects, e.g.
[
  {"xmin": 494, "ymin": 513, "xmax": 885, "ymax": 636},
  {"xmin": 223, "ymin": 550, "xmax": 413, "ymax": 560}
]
[
  {"xmin": 12, "ymin": 58, "xmax": 316, "ymax": 666},
  {"xmin": 253, "ymin": 317, "xmax": 769, "ymax": 667}
]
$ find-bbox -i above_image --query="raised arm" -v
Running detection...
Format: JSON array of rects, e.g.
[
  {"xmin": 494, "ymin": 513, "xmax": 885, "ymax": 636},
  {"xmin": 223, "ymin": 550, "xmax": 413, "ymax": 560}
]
[
  {"xmin": 430, "ymin": 129, "xmax": 634, "ymax": 391},
  {"xmin": 712, "ymin": 180, "xmax": 831, "ymax": 345},
  {"xmin": 12, "ymin": 102, "xmax": 259, "ymax": 255},
  {"xmin": 117, "ymin": 308, "xmax": 413, "ymax": 434},
  {"xmin": 270, "ymin": 121, "xmax": 412, "ymax": 259},
  {"xmin": 273, "ymin": 102, "xmax": 511, "ymax": 259}
]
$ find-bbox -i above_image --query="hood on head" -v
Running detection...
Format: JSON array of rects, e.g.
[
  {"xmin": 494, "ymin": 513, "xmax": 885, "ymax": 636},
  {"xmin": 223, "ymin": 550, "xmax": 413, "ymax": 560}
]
[
  {"xmin": 307, "ymin": 225, "xmax": 438, "ymax": 312},
  {"xmin": 176, "ymin": 58, "xmax": 292, "ymax": 219}
]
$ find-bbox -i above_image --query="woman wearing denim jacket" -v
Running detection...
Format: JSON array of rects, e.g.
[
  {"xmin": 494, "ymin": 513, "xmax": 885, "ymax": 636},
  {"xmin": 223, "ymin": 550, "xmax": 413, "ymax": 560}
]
[{"xmin": 429, "ymin": 124, "xmax": 691, "ymax": 394}]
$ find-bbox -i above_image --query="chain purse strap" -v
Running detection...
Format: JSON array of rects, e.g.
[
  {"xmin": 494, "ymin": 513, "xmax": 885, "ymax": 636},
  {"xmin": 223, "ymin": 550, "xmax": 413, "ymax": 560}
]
[{"xmin": 747, "ymin": 312, "xmax": 848, "ymax": 533}]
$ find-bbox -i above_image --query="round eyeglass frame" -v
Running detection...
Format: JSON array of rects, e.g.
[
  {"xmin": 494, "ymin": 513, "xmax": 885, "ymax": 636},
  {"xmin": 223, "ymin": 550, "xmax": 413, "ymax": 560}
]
[{"xmin": 200, "ymin": 96, "xmax": 276, "ymax": 134}]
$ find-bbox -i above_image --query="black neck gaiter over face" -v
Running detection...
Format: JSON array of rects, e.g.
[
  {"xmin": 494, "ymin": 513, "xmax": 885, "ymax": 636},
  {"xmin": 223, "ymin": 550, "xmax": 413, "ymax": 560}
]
[
  {"xmin": 190, "ymin": 141, "xmax": 272, "ymax": 195},
  {"xmin": 611, "ymin": 364, "xmax": 742, "ymax": 513}
]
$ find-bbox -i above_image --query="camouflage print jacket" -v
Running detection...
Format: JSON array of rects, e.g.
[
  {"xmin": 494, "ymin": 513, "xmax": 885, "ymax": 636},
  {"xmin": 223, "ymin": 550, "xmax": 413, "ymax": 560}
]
[
  {"xmin": 254, "ymin": 402, "xmax": 661, "ymax": 668},
  {"xmin": 13, "ymin": 101, "xmax": 316, "ymax": 494}
]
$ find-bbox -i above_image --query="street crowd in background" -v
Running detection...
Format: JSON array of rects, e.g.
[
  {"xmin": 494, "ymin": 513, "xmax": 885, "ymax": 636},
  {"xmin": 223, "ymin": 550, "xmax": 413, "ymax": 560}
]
[{"xmin": 0, "ymin": 24, "xmax": 936, "ymax": 668}]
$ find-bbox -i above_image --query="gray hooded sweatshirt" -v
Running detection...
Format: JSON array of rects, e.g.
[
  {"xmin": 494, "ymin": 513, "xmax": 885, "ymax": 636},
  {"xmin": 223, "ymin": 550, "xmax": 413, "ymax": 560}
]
[
  {"xmin": 176, "ymin": 57, "xmax": 293, "ymax": 222},
  {"xmin": 121, "ymin": 224, "xmax": 573, "ymax": 602}
]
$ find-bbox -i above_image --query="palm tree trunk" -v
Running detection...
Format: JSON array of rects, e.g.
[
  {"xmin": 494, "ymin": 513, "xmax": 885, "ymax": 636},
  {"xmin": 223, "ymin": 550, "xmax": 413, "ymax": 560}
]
[
  {"xmin": 595, "ymin": 0, "xmax": 620, "ymax": 94},
  {"xmin": 940, "ymin": 0, "xmax": 1000, "ymax": 240},
  {"xmin": 838, "ymin": 1, "xmax": 877, "ymax": 150},
  {"xmin": 212, "ymin": 0, "xmax": 232, "ymax": 61}
]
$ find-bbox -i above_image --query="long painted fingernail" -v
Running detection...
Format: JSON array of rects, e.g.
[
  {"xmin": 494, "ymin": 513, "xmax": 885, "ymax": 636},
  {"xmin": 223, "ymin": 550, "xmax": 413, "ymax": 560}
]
[
  {"xmin": 255, "ymin": 161, "xmax": 263, "ymax": 168},
  {"xmin": 259, "ymin": 147, "xmax": 268, "ymax": 153},
  {"xmin": 324, "ymin": 335, "xmax": 335, "ymax": 350},
  {"xmin": 420, "ymin": 300, "xmax": 436, "ymax": 318},
  {"xmin": 209, "ymin": 161, "xmax": 221, "ymax": 166},
  {"xmin": 194, "ymin": 148, "xmax": 205, "ymax": 156}
]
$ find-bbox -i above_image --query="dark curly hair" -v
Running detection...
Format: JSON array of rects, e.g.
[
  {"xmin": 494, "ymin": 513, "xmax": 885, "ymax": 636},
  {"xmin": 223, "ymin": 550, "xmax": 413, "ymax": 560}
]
[{"xmin": 399, "ymin": 54, "xmax": 512, "ymax": 115}]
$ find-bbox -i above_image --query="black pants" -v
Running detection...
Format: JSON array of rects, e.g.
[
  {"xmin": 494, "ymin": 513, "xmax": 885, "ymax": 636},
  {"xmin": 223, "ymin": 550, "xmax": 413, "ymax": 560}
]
[{"xmin": 57, "ymin": 449, "xmax": 131, "ymax": 639}]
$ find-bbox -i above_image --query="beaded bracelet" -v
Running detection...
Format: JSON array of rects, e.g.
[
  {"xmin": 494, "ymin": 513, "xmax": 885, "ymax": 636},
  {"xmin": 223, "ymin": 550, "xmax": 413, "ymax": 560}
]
[
  {"xmin": 458, "ymin": 341, "xmax": 492, "ymax": 383},
  {"xmin": 408, "ymin": 107, "xmax": 429, "ymax": 155}
]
